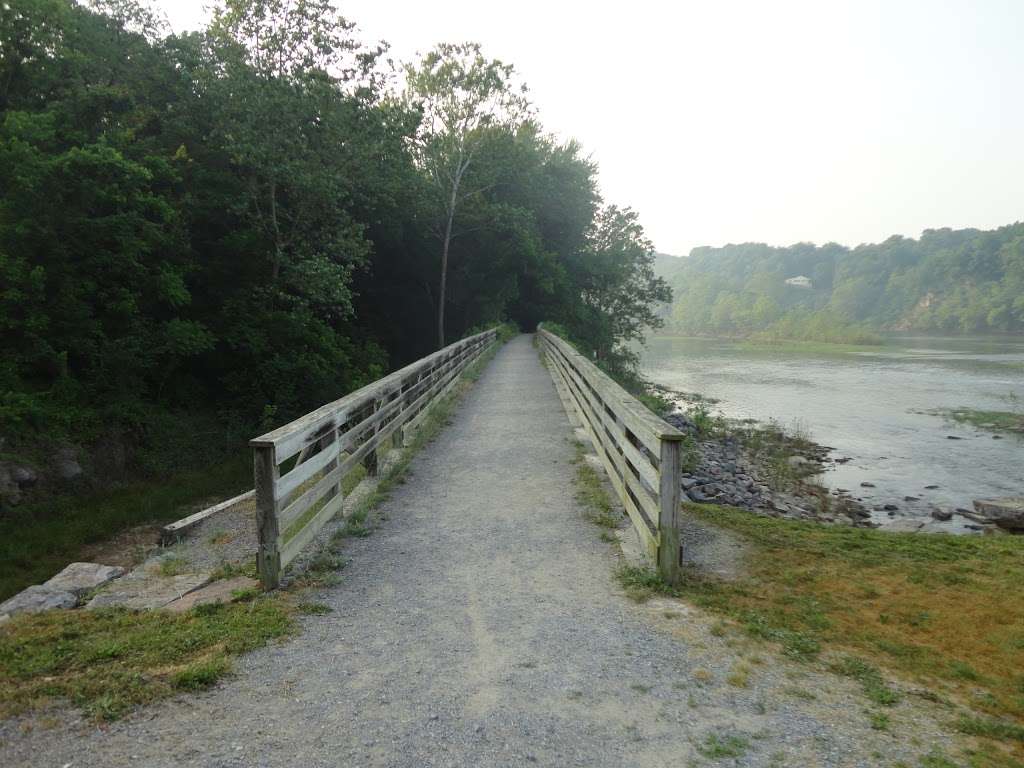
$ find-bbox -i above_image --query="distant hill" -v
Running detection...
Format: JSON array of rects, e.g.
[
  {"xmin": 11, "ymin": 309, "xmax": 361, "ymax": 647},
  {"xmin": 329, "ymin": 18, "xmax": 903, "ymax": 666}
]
[{"xmin": 653, "ymin": 223, "xmax": 1024, "ymax": 341}]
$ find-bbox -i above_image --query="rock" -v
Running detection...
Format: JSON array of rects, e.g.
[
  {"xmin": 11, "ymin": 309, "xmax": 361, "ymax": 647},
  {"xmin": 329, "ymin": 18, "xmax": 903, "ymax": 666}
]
[
  {"xmin": 786, "ymin": 456, "xmax": 810, "ymax": 468},
  {"xmin": 930, "ymin": 507, "xmax": 953, "ymax": 521},
  {"xmin": 972, "ymin": 498, "xmax": 1024, "ymax": 531},
  {"xmin": 44, "ymin": 562, "xmax": 125, "ymax": 597},
  {"xmin": 10, "ymin": 465, "xmax": 37, "ymax": 488},
  {"xmin": 881, "ymin": 519, "xmax": 925, "ymax": 533},
  {"xmin": 946, "ymin": 435, "xmax": 963, "ymax": 440},
  {"xmin": 53, "ymin": 457, "xmax": 83, "ymax": 481},
  {"xmin": 0, "ymin": 585, "xmax": 77, "ymax": 615},
  {"xmin": 993, "ymin": 435, "xmax": 1003, "ymax": 440},
  {"xmin": 882, "ymin": 503, "xmax": 899, "ymax": 511},
  {"xmin": 904, "ymin": 496, "xmax": 919, "ymax": 502},
  {"xmin": 860, "ymin": 481, "xmax": 876, "ymax": 488},
  {"xmin": 87, "ymin": 571, "xmax": 212, "ymax": 611},
  {"xmin": 924, "ymin": 485, "xmax": 939, "ymax": 490},
  {"xmin": 681, "ymin": 476, "xmax": 699, "ymax": 490},
  {"xmin": 164, "ymin": 577, "xmax": 259, "ymax": 613}
]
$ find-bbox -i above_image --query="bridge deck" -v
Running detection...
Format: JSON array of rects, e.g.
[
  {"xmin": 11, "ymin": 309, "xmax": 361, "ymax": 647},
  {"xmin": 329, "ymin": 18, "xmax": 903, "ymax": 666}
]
[{"xmin": 1, "ymin": 335, "xmax": 927, "ymax": 767}]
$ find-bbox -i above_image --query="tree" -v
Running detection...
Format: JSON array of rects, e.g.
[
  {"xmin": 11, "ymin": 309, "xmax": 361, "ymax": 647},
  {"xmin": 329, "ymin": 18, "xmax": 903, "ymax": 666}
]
[
  {"xmin": 571, "ymin": 205, "xmax": 672, "ymax": 371},
  {"xmin": 404, "ymin": 42, "xmax": 530, "ymax": 347}
]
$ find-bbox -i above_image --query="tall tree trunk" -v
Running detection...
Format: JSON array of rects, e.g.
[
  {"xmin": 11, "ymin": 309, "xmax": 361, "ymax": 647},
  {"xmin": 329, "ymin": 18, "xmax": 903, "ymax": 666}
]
[
  {"xmin": 269, "ymin": 177, "xmax": 283, "ymax": 282},
  {"xmin": 437, "ymin": 183, "xmax": 459, "ymax": 349}
]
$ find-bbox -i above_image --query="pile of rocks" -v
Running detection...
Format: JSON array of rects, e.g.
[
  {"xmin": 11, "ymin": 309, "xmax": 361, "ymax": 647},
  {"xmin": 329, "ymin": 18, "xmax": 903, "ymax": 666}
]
[
  {"xmin": 0, "ymin": 562, "xmax": 125, "ymax": 621},
  {"xmin": 664, "ymin": 412, "xmax": 874, "ymax": 527}
]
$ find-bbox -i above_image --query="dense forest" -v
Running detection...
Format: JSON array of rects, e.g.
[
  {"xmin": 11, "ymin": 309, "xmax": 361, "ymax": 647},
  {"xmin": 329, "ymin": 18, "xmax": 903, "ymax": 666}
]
[
  {"xmin": 0, "ymin": 0, "xmax": 669, "ymax": 500},
  {"xmin": 656, "ymin": 222, "xmax": 1024, "ymax": 343}
]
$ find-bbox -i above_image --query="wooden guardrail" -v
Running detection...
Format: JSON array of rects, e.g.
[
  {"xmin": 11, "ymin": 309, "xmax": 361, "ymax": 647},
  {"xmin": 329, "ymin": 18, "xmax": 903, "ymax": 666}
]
[
  {"xmin": 537, "ymin": 327, "xmax": 684, "ymax": 583},
  {"xmin": 250, "ymin": 328, "xmax": 499, "ymax": 589}
]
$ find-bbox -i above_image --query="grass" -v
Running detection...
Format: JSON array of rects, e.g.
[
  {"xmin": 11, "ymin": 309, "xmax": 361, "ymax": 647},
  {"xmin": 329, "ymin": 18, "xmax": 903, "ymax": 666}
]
[
  {"xmin": 571, "ymin": 443, "xmax": 621, "ymax": 529},
  {"xmin": 0, "ymin": 453, "xmax": 251, "ymax": 601},
  {"xmin": 697, "ymin": 732, "xmax": 750, "ymax": 759},
  {"xmin": 680, "ymin": 503, "xmax": 1024, "ymax": 762},
  {"xmin": 933, "ymin": 408, "xmax": 1024, "ymax": 435},
  {"xmin": 0, "ymin": 595, "xmax": 293, "ymax": 720}
]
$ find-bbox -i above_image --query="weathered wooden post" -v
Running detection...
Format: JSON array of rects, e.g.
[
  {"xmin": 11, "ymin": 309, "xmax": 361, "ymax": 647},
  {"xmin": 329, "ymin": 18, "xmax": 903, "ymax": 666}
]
[
  {"xmin": 253, "ymin": 444, "xmax": 281, "ymax": 590},
  {"xmin": 657, "ymin": 436, "xmax": 683, "ymax": 585}
]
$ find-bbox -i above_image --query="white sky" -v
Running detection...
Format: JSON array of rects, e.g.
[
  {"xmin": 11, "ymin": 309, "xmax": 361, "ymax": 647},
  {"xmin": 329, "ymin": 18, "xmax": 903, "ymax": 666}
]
[{"xmin": 156, "ymin": 0, "xmax": 1024, "ymax": 256}]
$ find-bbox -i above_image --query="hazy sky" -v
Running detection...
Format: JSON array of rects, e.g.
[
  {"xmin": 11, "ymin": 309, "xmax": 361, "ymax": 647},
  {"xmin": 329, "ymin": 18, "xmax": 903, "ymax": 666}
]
[{"xmin": 156, "ymin": 0, "xmax": 1023, "ymax": 256}]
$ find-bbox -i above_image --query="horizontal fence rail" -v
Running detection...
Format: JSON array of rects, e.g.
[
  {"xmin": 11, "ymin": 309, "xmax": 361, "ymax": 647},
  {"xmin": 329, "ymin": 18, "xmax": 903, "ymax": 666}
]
[
  {"xmin": 537, "ymin": 327, "xmax": 684, "ymax": 583},
  {"xmin": 250, "ymin": 328, "xmax": 499, "ymax": 589}
]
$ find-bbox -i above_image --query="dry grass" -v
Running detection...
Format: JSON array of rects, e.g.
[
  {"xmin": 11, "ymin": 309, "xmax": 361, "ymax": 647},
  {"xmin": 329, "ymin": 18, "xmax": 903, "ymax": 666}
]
[{"xmin": 683, "ymin": 503, "xmax": 1024, "ymax": 766}]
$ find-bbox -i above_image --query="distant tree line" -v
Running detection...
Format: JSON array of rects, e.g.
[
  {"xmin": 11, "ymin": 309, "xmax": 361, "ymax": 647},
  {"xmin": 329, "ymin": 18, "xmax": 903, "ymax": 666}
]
[
  {"xmin": 657, "ymin": 223, "xmax": 1024, "ymax": 342},
  {"xmin": 0, "ymin": 0, "xmax": 668, "ymax": 468}
]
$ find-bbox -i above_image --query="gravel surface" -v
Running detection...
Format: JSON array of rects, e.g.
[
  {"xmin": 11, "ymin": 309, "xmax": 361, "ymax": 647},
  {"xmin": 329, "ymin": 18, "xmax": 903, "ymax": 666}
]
[{"xmin": 0, "ymin": 335, "xmax": 957, "ymax": 767}]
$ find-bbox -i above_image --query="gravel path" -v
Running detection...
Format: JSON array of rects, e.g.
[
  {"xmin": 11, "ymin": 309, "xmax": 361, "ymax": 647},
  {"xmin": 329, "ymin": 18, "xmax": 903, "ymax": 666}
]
[{"xmin": 1, "ymin": 335, "xmax": 956, "ymax": 767}]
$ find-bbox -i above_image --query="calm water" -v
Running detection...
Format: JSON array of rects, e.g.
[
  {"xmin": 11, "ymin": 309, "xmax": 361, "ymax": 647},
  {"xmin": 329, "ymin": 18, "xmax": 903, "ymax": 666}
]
[{"xmin": 640, "ymin": 336, "xmax": 1024, "ymax": 523}]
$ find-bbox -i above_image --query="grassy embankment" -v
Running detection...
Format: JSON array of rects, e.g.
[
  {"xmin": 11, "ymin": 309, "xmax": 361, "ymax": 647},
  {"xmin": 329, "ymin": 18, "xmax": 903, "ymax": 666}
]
[
  {"xmin": 0, "ymin": 325, "xmax": 517, "ymax": 722},
  {"xmin": 618, "ymin": 504, "xmax": 1024, "ymax": 768},
  {"xmin": 0, "ymin": 455, "xmax": 252, "ymax": 602}
]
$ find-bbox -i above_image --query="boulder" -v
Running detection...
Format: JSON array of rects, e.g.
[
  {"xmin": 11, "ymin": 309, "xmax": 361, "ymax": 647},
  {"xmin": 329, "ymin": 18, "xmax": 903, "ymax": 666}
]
[
  {"xmin": 930, "ymin": 507, "xmax": 953, "ymax": 521},
  {"xmin": 786, "ymin": 455, "xmax": 810, "ymax": 468},
  {"xmin": 860, "ymin": 481, "xmax": 876, "ymax": 488},
  {"xmin": 87, "ymin": 571, "xmax": 212, "ymax": 611},
  {"xmin": 972, "ymin": 498, "xmax": 1024, "ymax": 531},
  {"xmin": 44, "ymin": 562, "xmax": 125, "ymax": 597},
  {"xmin": 0, "ymin": 585, "xmax": 77, "ymax": 615}
]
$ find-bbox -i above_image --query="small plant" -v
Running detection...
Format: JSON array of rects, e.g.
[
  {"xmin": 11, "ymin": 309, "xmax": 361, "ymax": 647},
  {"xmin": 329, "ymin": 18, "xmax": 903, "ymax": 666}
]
[
  {"xmin": 697, "ymin": 732, "xmax": 750, "ymax": 759},
  {"xmin": 830, "ymin": 656, "xmax": 900, "ymax": 707},
  {"xmin": 615, "ymin": 565, "xmax": 678, "ymax": 602},
  {"xmin": 155, "ymin": 555, "xmax": 190, "ymax": 577},
  {"xmin": 867, "ymin": 710, "xmax": 890, "ymax": 731},
  {"xmin": 726, "ymin": 662, "xmax": 751, "ymax": 688}
]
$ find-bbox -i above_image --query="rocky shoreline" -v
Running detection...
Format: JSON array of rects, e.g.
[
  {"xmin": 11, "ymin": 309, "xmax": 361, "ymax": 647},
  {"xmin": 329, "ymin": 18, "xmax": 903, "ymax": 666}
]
[{"xmin": 663, "ymin": 411, "xmax": 876, "ymax": 528}]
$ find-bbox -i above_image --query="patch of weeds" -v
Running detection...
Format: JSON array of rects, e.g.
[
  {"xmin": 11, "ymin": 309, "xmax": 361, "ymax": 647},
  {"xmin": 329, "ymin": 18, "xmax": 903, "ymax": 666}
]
[
  {"xmin": 867, "ymin": 710, "xmax": 890, "ymax": 731},
  {"xmin": 209, "ymin": 560, "xmax": 257, "ymax": 582},
  {"xmin": 599, "ymin": 531, "xmax": 616, "ymax": 543},
  {"xmin": 229, "ymin": 587, "xmax": 260, "ymax": 602},
  {"xmin": 207, "ymin": 530, "xmax": 233, "ymax": 546},
  {"xmin": 698, "ymin": 732, "xmax": 750, "ymax": 759},
  {"xmin": 0, "ymin": 598, "xmax": 293, "ymax": 720},
  {"xmin": 295, "ymin": 602, "xmax": 333, "ymax": 615},
  {"xmin": 831, "ymin": 656, "xmax": 901, "ymax": 706},
  {"xmin": 308, "ymin": 551, "xmax": 345, "ymax": 573},
  {"xmin": 956, "ymin": 715, "xmax": 1024, "ymax": 743},
  {"xmin": 615, "ymin": 565, "xmax": 678, "ymax": 602},
  {"xmin": 692, "ymin": 668, "xmax": 713, "ymax": 684},
  {"xmin": 170, "ymin": 654, "xmax": 232, "ymax": 690},
  {"xmin": 950, "ymin": 661, "xmax": 983, "ymax": 682},
  {"xmin": 710, "ymin": 621, "xmax": 727, "ymax": 637},
  {"xmin": 154, "ymin": 555, "xmax": 190, "ymax": 577},
  {"xmin": 727, "ymin": 662, "xmax": 752, "ymax": 688},
  {"xmin": 918, "ymin": 750, "xmax": 960, "ymax": 768},
  {"xmin": 630, "ymin": 682, "xmax": 652, "ymax": 694}
]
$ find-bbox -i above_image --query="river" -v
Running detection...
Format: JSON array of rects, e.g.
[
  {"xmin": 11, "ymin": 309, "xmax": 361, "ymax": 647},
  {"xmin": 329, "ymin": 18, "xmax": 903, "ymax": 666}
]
[{"xmin": 640, "ymin": 335, "xmax": 1024, "ymax": 529}]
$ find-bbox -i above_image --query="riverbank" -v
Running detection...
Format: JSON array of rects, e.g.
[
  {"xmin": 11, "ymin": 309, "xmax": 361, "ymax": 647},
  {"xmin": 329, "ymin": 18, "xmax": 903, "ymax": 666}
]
[{"xmin": 658, "ymin": 392, "xmax": 875, "ymax": 528}]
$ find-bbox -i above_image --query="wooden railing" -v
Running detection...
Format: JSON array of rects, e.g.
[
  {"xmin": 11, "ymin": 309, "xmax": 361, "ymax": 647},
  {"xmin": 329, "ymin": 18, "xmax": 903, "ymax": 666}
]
[
  {"xmin": 250, "ymin": 328, "xmax": 499, "ymax": 589},
  {"xmin": 537, "ymin": 327, "xmax": 684, "ymax": 583}
]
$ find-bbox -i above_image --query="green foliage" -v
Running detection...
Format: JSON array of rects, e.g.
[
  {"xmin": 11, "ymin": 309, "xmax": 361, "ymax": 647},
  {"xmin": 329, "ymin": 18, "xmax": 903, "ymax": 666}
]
[{"xmin": 657, "ymin": 225, "xmax": 1024, "ymax": 341}]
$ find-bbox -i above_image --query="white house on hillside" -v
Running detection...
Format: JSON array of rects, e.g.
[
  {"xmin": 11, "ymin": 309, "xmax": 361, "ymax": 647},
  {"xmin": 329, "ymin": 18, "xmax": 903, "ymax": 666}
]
[{"xmin": 784, "ymin": 275, "xmax": 813, "ymax": 289}]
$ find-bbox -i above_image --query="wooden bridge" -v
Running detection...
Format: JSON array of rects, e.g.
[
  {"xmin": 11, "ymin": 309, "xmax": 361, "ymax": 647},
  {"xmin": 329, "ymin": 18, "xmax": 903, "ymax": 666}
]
[{"xmin": 249, "ymin": 328, "xmax": 685, "ymax": 589}]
